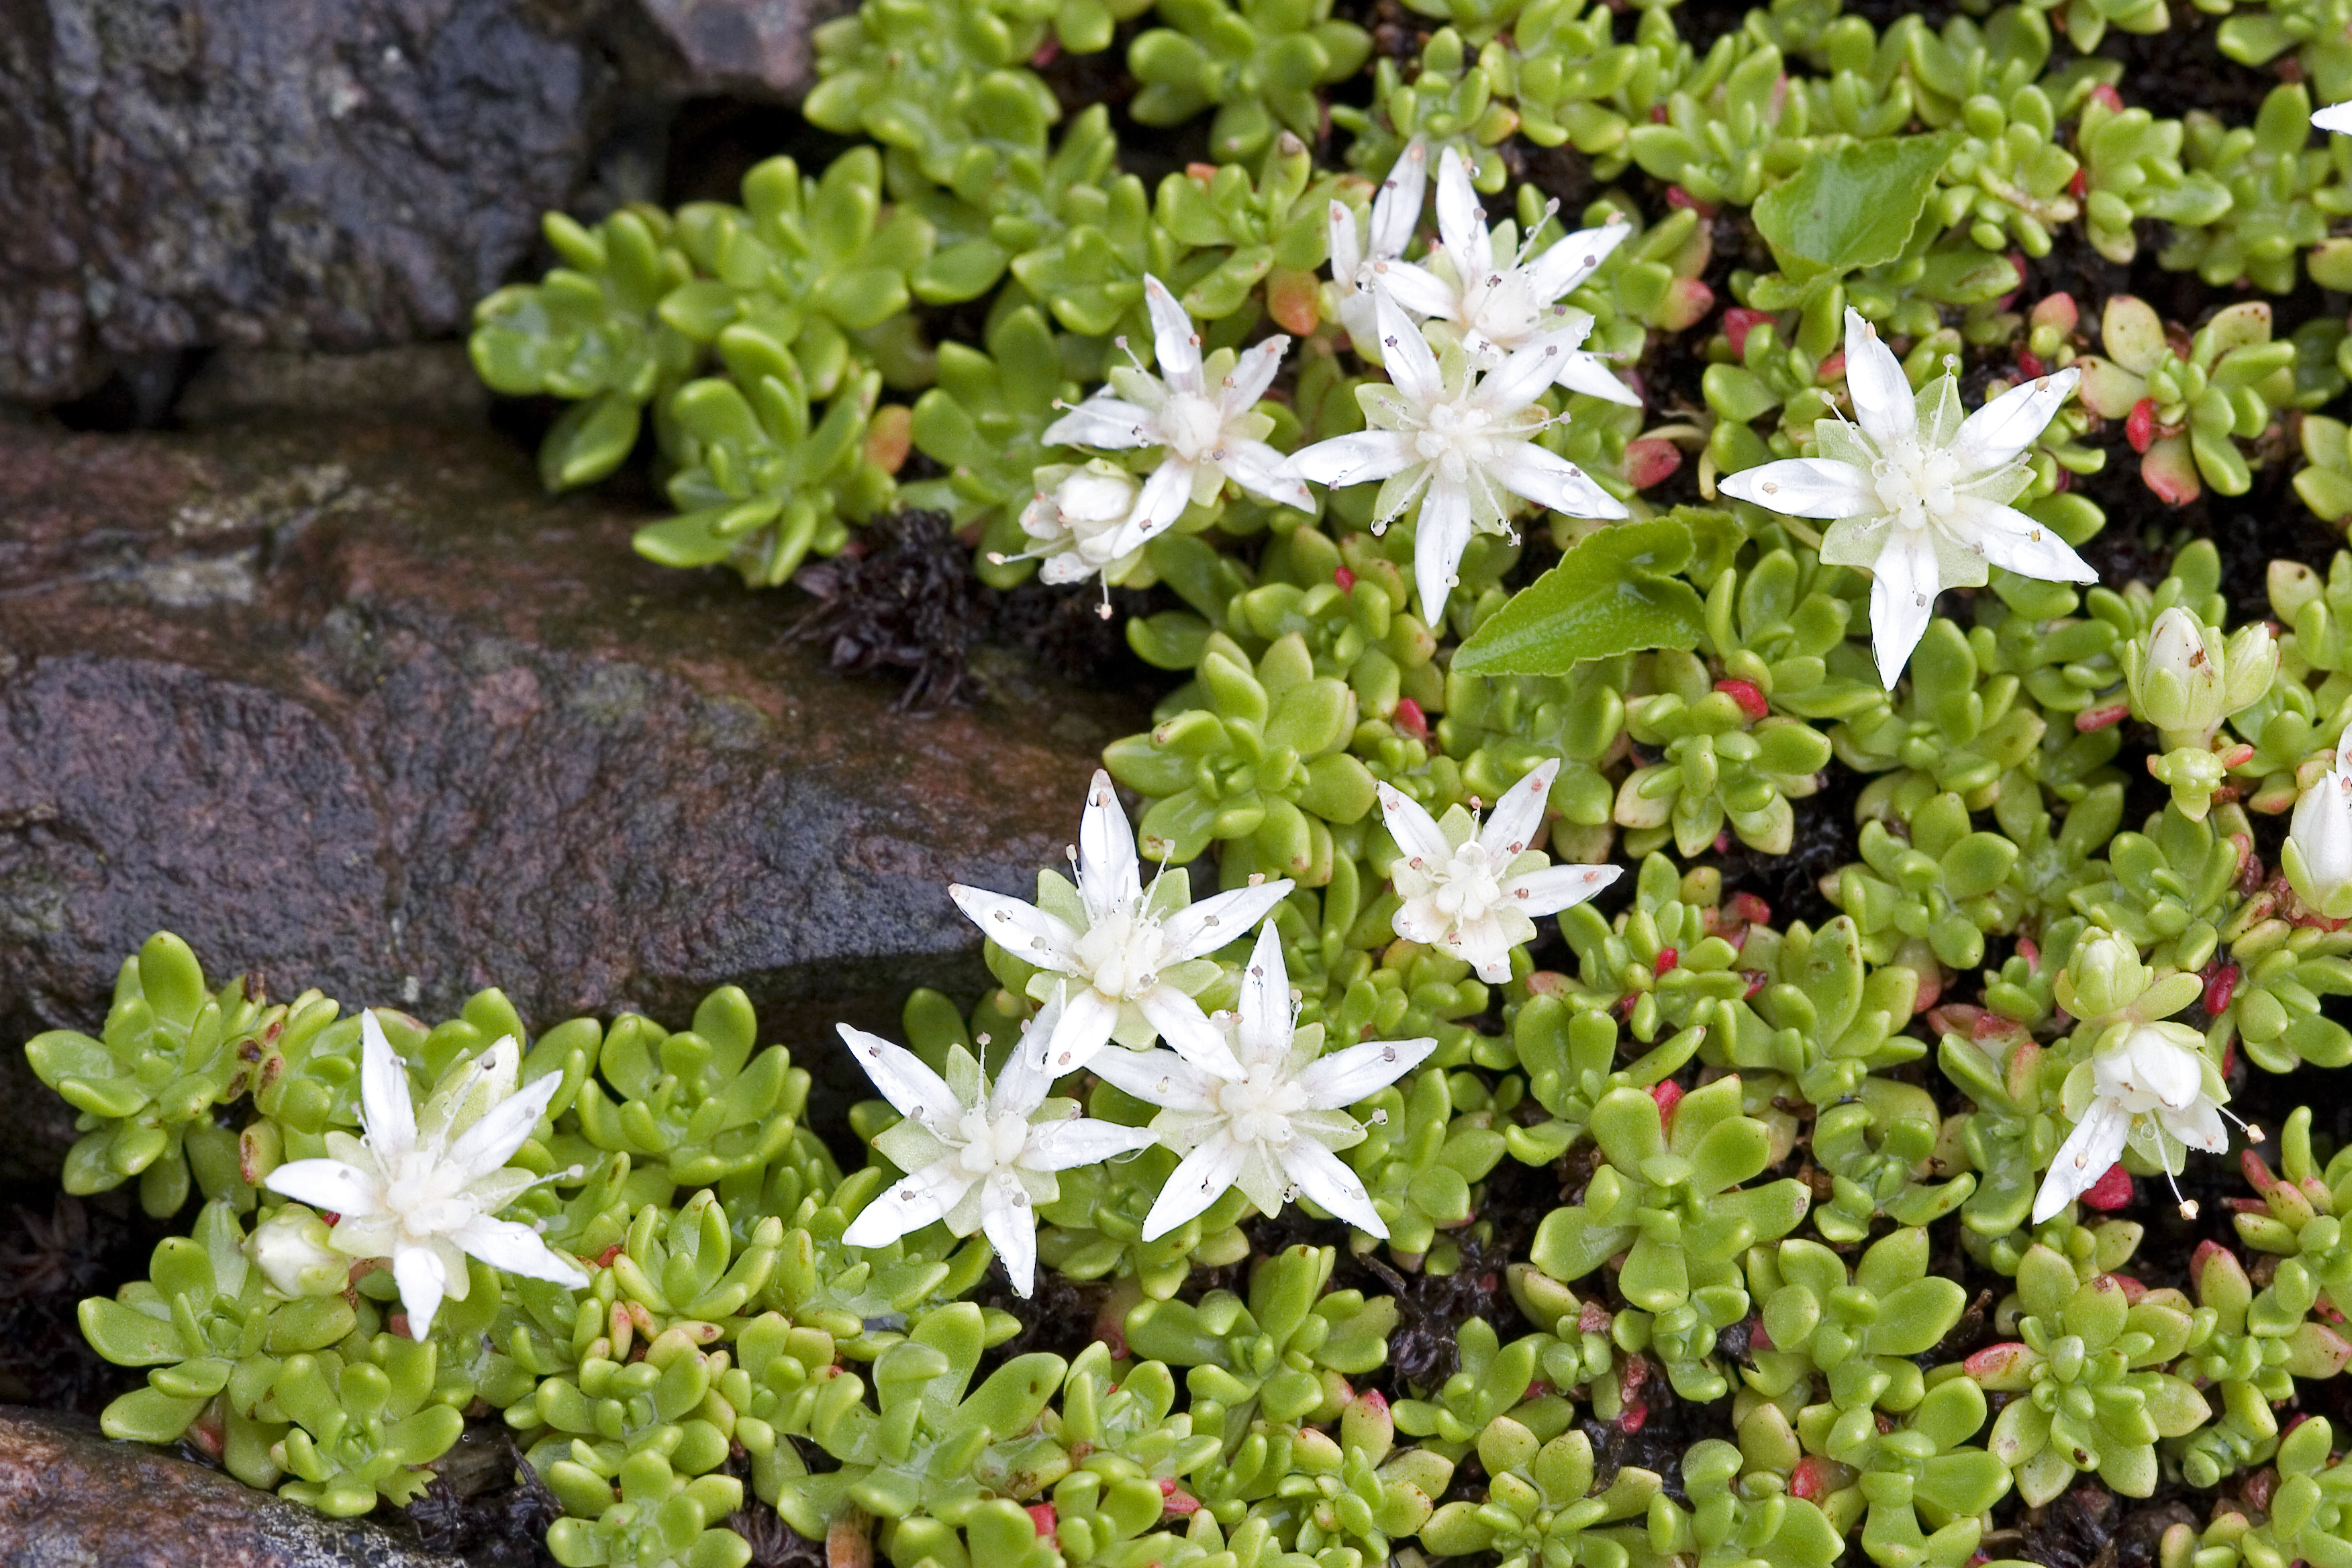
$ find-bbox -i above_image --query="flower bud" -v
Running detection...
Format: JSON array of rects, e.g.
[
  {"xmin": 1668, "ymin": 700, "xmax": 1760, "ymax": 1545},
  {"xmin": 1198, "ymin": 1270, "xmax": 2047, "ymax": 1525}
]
[
  {"xmin": 246, "ymin": 1204, "xmax": 348, "ymax": 1297},
  {"xmin": 2127, "ymin": 607, "xmax": 2222, "ymax": 734},
  {"xmin": 1018, "ymin": 460, "xmax": 1144, "ymax": 587},
  {"xmin": 2053, "ymin": 927, "xmax": 2150, "ymax": 1022},
  {"xmin": 2286, "ymin": 748, "xmax": 2352, "ymax": 920}
]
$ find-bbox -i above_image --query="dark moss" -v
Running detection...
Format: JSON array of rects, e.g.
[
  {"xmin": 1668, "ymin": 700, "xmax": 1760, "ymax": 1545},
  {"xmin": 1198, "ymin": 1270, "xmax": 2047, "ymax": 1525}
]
[
  {"xmin": 0, "ymin": 1187, "xmax": 175, "ymax": 1416},
  {"xmin": 403, "ymin": 1425, "xmax": 563, "ymax": 1568}
]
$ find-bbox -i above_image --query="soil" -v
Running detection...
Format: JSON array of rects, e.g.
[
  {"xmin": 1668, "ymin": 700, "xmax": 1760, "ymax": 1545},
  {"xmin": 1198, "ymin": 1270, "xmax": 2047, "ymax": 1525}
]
[{"xmin": 0, "ymin": 1187, "xmax": 175, "ymax": 1416}]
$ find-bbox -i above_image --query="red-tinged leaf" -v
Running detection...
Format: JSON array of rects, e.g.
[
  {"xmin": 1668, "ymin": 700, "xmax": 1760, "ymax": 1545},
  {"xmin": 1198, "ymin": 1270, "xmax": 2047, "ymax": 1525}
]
[
  {"xmin": 1624, "ymin": 438, "xmax": 1683, "ymax": 489},
  {"xmin": 1722, "ymin": 308, "xmax": 1775, "ymax": 357},
  {"xmin": 2081, "ymin": 1164, "xmax": 2133, "ymax": 1210}
]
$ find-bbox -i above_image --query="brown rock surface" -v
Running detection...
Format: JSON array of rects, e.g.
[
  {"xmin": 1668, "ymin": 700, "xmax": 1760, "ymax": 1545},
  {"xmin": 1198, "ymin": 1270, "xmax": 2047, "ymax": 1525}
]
[
  {"xmin": 0, "ymin": 414, "xmax": 1142, "ymax": 1175},
  {"xmin": 0, "ymin": 1405, "xmax": 466, "ymax": 1567}
]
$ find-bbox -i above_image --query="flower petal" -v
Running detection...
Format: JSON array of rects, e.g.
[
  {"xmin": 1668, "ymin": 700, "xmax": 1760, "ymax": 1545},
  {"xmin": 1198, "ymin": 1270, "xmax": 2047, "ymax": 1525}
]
[
  {"xmin": 1480, "ymin": 439, "xmax": 1626, "ymax": 519},
  {"xmin": 1299, "ymin": 1035, "xmax": 1437, "ymax": 1108},
  {"xmin": 1104, "ymin": 457, "xmax": 1198, "ymax": 558},
  {"xmin": 1232, "ymin": 922, "xmax": 1293, "ymax": 1061},
  {"xmin": 1285, "ymin": 430, "xmax": 1415, "ymax": 489},
  {"xmin": 981, "ymin": 1173, "xmax": 1039, "ymax": 1296},
  {"xmin": 1378, "ymin": 781, "xmax": 1454, "ymax": 871},
  {"xmin": 1042, "ymin": 985, "xmax": 1122, "ymax": 1077},
  {"xmin": 844, "ymin": 1164, "xmax": 968, "ymax": 1247},
  {"xmin": 446, "ymin": 1070, "xmax": 562, "ymax": 1181},
  {"xmin": 1144, "ymin": 275, "xmax": 1204, "ymax": 396},
  {"xmin": 392, "ymin": 1245, "xmax": 449, "ymax": 1340},
  {"xmin": 1328, "ymin": 199, "xmax": 1363, "ymax": 284},
  {"xmin": 357, "ymin": 1012, "xmax": 417, "ymax": 1156},
  {"xmin": 1718, "ymin": 457, "xmax": 1873, "ymax": 519},
  {"xmin": 264, "ymin": 1158, "xmax": 381, "ymax": 1217},
  {"xmin": 1371, "ymin": 259, "xmax": 1457, "ymax": 321},
  {"xmin": 1948, "ymin": 498, "xmax": 2097, "ymax": 584},
  {"xmin": 1479, "ymin": 758, "xmax": 1560, "ymax": 858},
  {"xmin": 1220, "ymin": 439, "xmax": 1314, "ymax": 513},
  {"xmin": 1526, "ymin": 219, "xmax": 1631, "ymax": 303},
  {"xmin": 992, "ymin": 986, "xmax": 1064, "ymax": 1115},
  {"xmin": 1951, "ymin": 367, "xmax": 2081, "ymax": 475},
  {"xmin": 1136, "ymin": 987, "xmax": 1245, "ymax": 1078},
  {"xmin": 1371, "ymin": 138, "xmax": 1429, "ymax": 259},
  {"xmin": 1841, "ymin": 307, "xmax": 1916, "ymax": 449},
  {"xmin": 454, "ymin": 1214, "xmax": 588, "ymax": 1286},
  {"xmin": 2163, "ymin": 1099, "xmax": 2228, "ymax": 1155},
  {"xmin": 1373, "ymin": 287, "xmax": 1444, "ymax": 407},
  {"xmin": 1087, "ymin": 1045, "xmax": 1221, "ymax": 1110},
  {"xmin": 2318, "ymin": 101, "xmax": 2352, "ymax": 133},
  {"xmin": 1023, "ymin": 1117, "xmax": 1160, "ymax": 1171},
  {"xmin": 1142, "ymin": 1134, "xmax": 1248, "ymax": 1240},
  {"xmin": 1281, "ymin": 1137, "xmax": 1388, "ymax": 1237},
  {"xmin": 1867, "ymin": 527, "xmax": 1941, "ymax": 688},
  {"xmin": 947, "ymin": 885, "xmax": 1081, "ymax": 972},
  {"xmin": 1161, "ymin": 879, "xmax": 1294, "ymax": 962},
  {"xmin": 1411, "ymin": 479, "xmax": 1474, "ymax": 624},
  {"xmin": 1553, "ymin": 350, "xmax": 1642, "ymax": 405},
  {"xmin": 1044, "ymin": 395, "xmax": 1156, "ymax": 451},
  {"xmin": 1222, "ymin": 338, "xmax": 1288, "ymax": 416},
  {"xmin": 1504, "ymin": 862, "xmax": 1624, "ymax": 916},
  {"xmin": 1474, "ymin": 332, "xmax": 1581, "ymax": 417},
  {"xmin": 838, "ymin": 1025, "xmax": 963, "ymax": 1124},
  {"xmin": 2033, "ymin": 1099, "xmax": 2130, "ymax": 1225},
  {"xmin": 1077, "ymin": 771, "xmax": 1141, "ymax": 922},
  {"xmin": 1433, "ymin": 148, "xmax": 1491, "ymax": 279}
]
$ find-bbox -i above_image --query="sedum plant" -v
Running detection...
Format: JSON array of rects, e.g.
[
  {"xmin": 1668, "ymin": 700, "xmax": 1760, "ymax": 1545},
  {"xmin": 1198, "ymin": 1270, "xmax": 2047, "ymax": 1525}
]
[{"xmin": 57, "ymin": 2, "xmax": 2352, "ymax": 1564}]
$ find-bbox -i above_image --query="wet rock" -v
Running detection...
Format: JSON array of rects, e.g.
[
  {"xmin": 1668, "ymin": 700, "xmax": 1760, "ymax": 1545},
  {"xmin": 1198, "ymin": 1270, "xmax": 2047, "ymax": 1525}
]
[
  {"xmin": 0, "ymin": 1405, "xmax": 464, "ymax": 1567},
  {"xmin": 640, "ymin": 0, "xmax": 855, "ymax": 97},
  {"xmin": 174, "ymin": 347, "xmax": 491, "ymax": 430},
  {"xmin": 0, "ymin": 417, "xmax": 1144, "ymax": 1175},
  {"xmin": 0, "ymin": 0, "xmax": 840, "ymax": 406}
]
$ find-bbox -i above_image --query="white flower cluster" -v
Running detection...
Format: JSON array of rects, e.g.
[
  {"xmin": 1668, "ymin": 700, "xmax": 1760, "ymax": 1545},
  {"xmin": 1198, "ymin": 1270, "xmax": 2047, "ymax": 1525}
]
[
  {"xmin": 1033, "ymin": 141, "xmax": 1632, "ymax": 626},
  {"xmin": 851, "ymin": 771, "xmax": 1440, "ymax": 1293},
  {"xmin": 830, "ymin": 762, "xmax": 1620, "ymax": 1292}
]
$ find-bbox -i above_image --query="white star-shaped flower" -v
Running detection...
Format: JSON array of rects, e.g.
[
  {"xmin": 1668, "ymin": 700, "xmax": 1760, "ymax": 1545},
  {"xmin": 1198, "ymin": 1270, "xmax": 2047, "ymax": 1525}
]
[
  {"xmin": 1377, "ymin": 758, "xmax": 1621, "ymax": 982},
  {"xmin": 264, "ymin": 1013, "xmax": 587, "ymax": 1339},
  {"xmin": 948, "ymin": 770, "xmax": 1293, "ymax": 1076},
  {"xmin": 1283, "ymin": 287, "xmax": 1628, "ymax": 623},
  {"xmin": 1042, "ymin": 276, "xmax": 1312, "ymax": 558},
  {"xmin": 839, "ymin": 986, "xmax": 1157, "ymax": 1295},
  {"xmin": 1720, "ymin": 307, "xmax": 2093, "ymax": 688},
  {"xmin": 2032, "ymin": 1022, "xmax": 2239, "ymax": 1225},
  {"xmin": 1090, "ymin": 922, "xmax": 1434, "ymax": 1240},
  {"xmin": 2316, "ymin": 101, "xmax": 2352, "ymax": 134},
  {"xmin": 1327, "ymin": 138, "xmax": 1429, "ymax": 356},
  {"xmin": 1375, "ymin": 147, "xmax": 1637, "ymax": 404}
]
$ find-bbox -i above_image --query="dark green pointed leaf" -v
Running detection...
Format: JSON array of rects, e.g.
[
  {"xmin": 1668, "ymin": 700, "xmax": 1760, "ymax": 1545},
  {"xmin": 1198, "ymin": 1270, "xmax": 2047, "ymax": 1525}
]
[{"xmin": 1453, "ymin": 518, "xmax": 1710, "ymax": 675}]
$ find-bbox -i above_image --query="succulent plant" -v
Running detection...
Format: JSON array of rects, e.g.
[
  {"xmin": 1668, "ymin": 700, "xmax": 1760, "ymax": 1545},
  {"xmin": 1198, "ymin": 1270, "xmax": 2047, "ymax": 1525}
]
[
  {"xmin": 1418, "ymin": 1424, "xmax": 1658, "ymax": 1568},
  {"xmin": 1124, "ymin": 1244, "xmax": 1395, "ymax": 1440},
  {"xmin": 27, "ymin": 936, "xmax": 277, "ymax": 1218},
  {"xmin": 1614, "ymin": 648, "xmax": 1834, "ymax": 857},
  {"xmin": 1104, "ymin": 631, "xmax": 1379, "ymax": 883},
  {"xmin": 1128, "ymin": 0, "xmax": 1371, "ymax": 164},
  {"xmin": 1528, "ymin": 1077, "xmax": 1810, "ymax": 1398},
  {"xmin": 469, "ymin": 208, "xmax": 699, "ymax": 490},
  {"xmin": 2171, "ymin": 1240, "xmax": 2352, "ymax": 1487},
  {"xmin": 2071, "ymin": 295, "xmax": 2295, "ymax": 503},
  {"xmin": 1968, "ymin": 1241, "xmax": 2208, "ymax": 1504}
]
